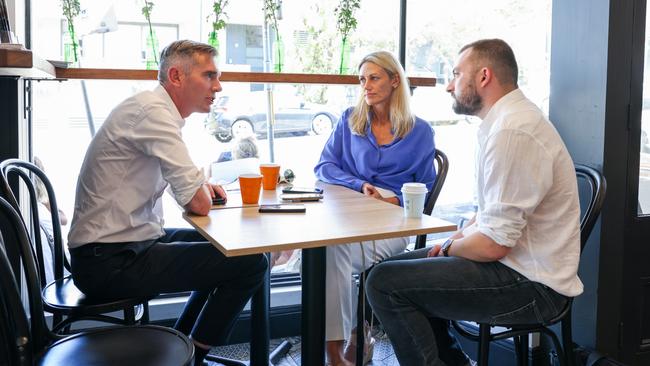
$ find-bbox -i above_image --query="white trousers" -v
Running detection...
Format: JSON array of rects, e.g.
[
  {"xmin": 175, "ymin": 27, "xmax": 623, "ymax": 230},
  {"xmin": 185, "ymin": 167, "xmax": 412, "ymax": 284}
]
[{"xmin": 325, "ymin": 237, "xmax": 409, "ymax": 341}]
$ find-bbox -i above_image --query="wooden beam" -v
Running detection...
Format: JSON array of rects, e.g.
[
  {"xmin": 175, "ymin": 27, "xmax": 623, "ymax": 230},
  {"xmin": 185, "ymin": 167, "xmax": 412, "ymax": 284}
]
[{"xmin": 54, "ymin": 68, "xmax": 436, "ymax": 87}]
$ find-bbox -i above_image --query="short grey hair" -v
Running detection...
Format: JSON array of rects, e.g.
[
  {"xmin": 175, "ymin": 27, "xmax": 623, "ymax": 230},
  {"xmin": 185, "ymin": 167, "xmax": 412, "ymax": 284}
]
[
  {"xmin": 232, "ymin": 136, "xmax": 260, "ymax": 159},
  {"xmin": 158, "ymin": 40, "xmax": 217, "ymax": 83}
]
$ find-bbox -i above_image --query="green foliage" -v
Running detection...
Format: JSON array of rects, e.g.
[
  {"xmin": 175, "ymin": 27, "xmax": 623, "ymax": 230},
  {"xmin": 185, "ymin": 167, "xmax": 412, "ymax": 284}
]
[
  {"xmin": 208, "ymin": 0, "xmax": 229, "ymax": 32},
  {"xmin": 334, "ymin": 0, "xmax": 360, "ymax": 41},
  {"xmin": 141, "ymin": 1, "xmax": 158, "ymax": 66},
  {"xmin": 262, "ymin": 0, "xmax": 280, "ymax": 39},
  {"xmin": 61, "ymin": 0, "xmax": 80, "ymax": 21},
  {"xmin": 61, "ymin": 0, "xmax": 80, "ymax": 62},
  {"xmin": 294, "ymin": 3, "xmax": 338, "ymax": 103},
  {"xmin": 141, "ymin": 1, "xmax": 154, "ymax": 22}
]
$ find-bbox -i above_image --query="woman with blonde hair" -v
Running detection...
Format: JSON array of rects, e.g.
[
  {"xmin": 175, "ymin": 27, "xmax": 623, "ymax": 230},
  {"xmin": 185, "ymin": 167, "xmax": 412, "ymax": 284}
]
[{"xmin": 314, "ymin": 50, "xmax": 437, "ymax": 365}]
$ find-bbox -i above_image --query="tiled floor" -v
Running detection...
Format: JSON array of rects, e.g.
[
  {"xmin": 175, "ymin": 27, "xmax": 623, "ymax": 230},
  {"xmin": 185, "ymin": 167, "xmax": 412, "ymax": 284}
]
[{"xmin": 207, "ymin": 327, "xmax": 399, "ymax": 366}]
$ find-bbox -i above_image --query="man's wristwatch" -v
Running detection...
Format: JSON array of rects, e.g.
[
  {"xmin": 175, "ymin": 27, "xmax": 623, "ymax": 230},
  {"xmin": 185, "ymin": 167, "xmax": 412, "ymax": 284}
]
[{"xmin": 440, "ymin": 239, "xmax": 454, "ymax": 257}]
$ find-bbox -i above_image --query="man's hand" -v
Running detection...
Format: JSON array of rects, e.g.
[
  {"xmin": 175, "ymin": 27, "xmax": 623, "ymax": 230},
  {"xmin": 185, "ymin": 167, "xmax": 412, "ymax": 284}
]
[
  {"xmin": 186, "ymin": 182, "xmax": 227, "ymax": 216},
  {"xmin": 427, "ymin": 244, "xmax": 442, "ymax": 257},
  {"xmin": 207, "ymin": 183, "xmax": 227, "ymax": 203}
]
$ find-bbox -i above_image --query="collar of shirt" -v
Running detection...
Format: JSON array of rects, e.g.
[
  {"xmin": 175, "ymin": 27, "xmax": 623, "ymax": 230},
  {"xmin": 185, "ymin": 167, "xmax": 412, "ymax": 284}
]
[
  {"xmin": 154, "ymin": 84, "xmax": 186, "ymax": 129},
  {"xmin": 477, "ymin": 88, "xmax": 525, "ymax": 142}
]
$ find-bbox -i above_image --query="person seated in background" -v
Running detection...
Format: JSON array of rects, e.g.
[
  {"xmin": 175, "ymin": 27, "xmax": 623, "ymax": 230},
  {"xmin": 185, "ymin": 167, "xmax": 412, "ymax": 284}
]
[
  {"xmin": 216, "ymin": 135, "xmax": 260, "ymax": 162},
  {"xmin": 33, "ymin": 156, "xmax": 68, "ymax": 284},
  {"xmin": 209, "ymin": 136, "xmax": 261, "ymax": 185},
  {"xmin": 67, "ymin": 40, "xmax": 267, "ymax": 366},
  {"xmin": 366, "ymin": 39, "xmax": 582, "ymax": 366},
  {"xmin": 313, "ymin": 50, "xmax": 436, "ymax": 366}
]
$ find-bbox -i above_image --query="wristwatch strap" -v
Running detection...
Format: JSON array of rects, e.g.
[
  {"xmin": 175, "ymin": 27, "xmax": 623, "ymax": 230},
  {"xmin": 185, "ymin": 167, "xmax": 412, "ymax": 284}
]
[{"xmin": 441, "ymin": 238, "xmax": 454, "ymax": 257}]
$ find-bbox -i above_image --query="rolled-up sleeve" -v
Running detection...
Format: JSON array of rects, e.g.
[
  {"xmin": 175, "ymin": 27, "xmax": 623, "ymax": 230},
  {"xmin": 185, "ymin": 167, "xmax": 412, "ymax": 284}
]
[
  {"xmin": 131, "ymin": 104, "xmax": 204, "ymax": 207},
  {"xmin": 477, "ymin": 129, "xmax": 553, "ymax": 247}
]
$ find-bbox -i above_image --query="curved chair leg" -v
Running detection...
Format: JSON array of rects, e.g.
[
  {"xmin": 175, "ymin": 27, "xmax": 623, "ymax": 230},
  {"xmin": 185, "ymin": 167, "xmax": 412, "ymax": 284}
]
[
  {"xmin": 514, "ymin": 335, "xmax": 528, "ymax": 366},
  {"xmin": 124, "ymin": 305, "xmax": 136, "ymax": 325},
  {"xmin": 141, "ymin": 301, "xmax": 150, "ymax": 324},
  {"xmin": 542, "ymin": 328, "xmax": 566, "ymax": 366},
  {"xmin": 561, "ymin": 317, "xmax": 575, "ymax": 366},
  {"xmin": 356, "ymin": 275, "xmax": 365, "ymax": 366},
  {"xmin": 477, "ymin": 324, "xmax": 490, "ymax": 366}
]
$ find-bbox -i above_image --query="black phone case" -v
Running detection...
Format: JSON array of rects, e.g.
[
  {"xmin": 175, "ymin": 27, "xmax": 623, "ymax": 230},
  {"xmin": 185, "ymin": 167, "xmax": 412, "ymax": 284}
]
[{"xmin": 212, "ymin": 196, "xmax": 226, "ymax": 205}]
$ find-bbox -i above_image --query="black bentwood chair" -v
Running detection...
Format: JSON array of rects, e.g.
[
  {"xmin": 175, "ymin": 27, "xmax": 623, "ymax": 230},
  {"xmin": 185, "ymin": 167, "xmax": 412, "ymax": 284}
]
[
  {"xmin": 451, "ymin": 164, "xmax": 607, "ymax": 366},
  {"xmin": 354, "ymin": 148, "xmax": 450, "ymax": 366},
  {"xmin": 0, "ymin": 159, "xmax": 153, "ymax": 333},
  {"xmin": 0, "ymin": 196, "xmax": 195, "ymax": 366}
]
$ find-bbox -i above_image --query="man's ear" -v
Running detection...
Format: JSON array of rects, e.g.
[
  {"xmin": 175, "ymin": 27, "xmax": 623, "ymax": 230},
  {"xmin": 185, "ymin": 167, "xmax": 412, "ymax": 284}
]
[
  {"xmin": 478, "ymin": 67, "xmax": 492, "ymax": 87},
  {"xmin": 167, "ymin": 66, "xmax": 184, "ymax": 87}
]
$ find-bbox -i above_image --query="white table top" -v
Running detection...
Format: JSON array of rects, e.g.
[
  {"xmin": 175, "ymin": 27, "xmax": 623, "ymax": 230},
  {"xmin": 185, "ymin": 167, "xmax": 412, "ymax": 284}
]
[{"xmin": 183, "ymin": 182, "xmax": 456, "ymax": 257}]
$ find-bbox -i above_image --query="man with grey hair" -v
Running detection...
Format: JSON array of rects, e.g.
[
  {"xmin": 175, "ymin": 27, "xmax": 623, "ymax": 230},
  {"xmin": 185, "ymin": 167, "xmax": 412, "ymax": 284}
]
[{"xmin": 68, "ymin": 40, "xmax": 267, "ymax": 366}]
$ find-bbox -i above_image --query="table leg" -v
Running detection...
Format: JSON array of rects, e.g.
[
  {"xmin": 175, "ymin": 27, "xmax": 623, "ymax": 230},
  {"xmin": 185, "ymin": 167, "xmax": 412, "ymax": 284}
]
[
  {"xmin": 301, "ymin": 247, "xmax": 326, "ymax": 366},
  {"xmin": 250, "ymin": 253, "xmax": 271, "ymax": 365}
]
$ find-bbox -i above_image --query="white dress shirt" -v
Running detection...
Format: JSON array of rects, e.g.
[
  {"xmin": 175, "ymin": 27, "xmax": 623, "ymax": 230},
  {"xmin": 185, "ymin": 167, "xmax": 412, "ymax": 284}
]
[
  {"xmin": 68, "ymin": 85, "xmax": 204, "ymax": 248},
  {"xmin": 470, "ymin": 88, "xmax": 583, "ymax": 297}
]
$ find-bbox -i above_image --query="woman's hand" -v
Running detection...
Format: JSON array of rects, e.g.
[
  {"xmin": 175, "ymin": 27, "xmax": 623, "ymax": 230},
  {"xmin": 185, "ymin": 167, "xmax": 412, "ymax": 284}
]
[
  {"xmin": 362, "ymin": 183, "xmax": 399, "ymax": 205},
  {"xmin": 361, "ymin": 182, "xmax": 381, "ymax": 198}
]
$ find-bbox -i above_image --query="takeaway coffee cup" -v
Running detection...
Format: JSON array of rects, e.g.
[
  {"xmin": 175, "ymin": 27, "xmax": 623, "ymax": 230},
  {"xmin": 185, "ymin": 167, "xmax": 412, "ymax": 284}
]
[
  {"xmin": 239, "ymin": 173, "xmax": 263, "ymax": 204},
  {"xmin": 401, "ymin": 183, "xmax": 428, "ymax": 218},
  {"xmin": 259, "ymin": 163, "xmax": 281, "ymax": 190}
]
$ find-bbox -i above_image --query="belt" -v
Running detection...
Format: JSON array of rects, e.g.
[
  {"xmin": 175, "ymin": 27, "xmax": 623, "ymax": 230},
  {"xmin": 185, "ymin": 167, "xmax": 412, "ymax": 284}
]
[{"xmin": 70, "ymin": 243, "xmax": 125, "ymax": 257}]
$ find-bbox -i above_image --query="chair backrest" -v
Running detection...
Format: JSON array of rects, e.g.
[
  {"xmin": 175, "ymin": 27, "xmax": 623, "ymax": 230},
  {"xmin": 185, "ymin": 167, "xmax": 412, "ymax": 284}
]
[
  {"xmin": 575, "ymin": 164, "xmax": 607, "ymax": 251},
  {"xmin": 415, "ymin": 149, "xmax": 450, "ymax": 249},
  {"xmin": 0, "ymin": 159, "xmax": 67, "ymax": 288},
  {"xmin": 0, "ymin": 196, "xmax": 53, "ymax": 363}
]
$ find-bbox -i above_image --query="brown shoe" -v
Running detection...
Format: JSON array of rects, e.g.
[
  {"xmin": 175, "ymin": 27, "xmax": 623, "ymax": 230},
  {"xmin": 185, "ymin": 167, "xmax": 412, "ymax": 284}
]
[{"xmin": 343, "ymin": 321, "xmax": 375, "ymax": 365}]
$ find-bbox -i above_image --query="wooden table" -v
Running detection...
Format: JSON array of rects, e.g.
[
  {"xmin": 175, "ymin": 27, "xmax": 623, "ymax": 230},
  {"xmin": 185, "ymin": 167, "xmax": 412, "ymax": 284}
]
[{"xmin": 184, "ymin": 182, "xmax": 456, "ymax": 366}]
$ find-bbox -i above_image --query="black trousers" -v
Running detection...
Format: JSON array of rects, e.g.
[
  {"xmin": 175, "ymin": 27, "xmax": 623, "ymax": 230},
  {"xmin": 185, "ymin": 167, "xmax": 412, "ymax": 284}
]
[{"xmin": 70, "ymin": 228, "xmax": 268, "ymax": 346}]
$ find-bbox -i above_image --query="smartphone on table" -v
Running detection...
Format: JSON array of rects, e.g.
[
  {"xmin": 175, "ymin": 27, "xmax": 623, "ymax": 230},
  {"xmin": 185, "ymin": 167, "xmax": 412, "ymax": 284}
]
[
  {"xmin": 281, "ymin": 186, "xmax": 324, "ymax": 194},
  {"xmin": 280, "ymin": 193, "xmax": 324, "ymax": 202},
  {"xmin": 212, "ymin": 196, "xmax": 226, "ymax": 205},
  {"xmin": 258, "ymin": 204, "xmax": 306, "ymax": 213}
]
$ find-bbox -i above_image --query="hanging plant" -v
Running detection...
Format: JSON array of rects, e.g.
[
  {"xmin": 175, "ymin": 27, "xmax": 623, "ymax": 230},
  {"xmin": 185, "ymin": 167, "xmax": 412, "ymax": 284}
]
[
  {"xmin": 141, "ymin": 0, "xmax": 158, "ymax": 68},
  {"xmin": 207, "ymin": 0, "xmax": 229, "ymax": 48},
  {"xmin": 61, "ymin": 0, "xmax": 80, "ymax": 63},
  {"xmin": 334, "ymin": 0, "xmax": 360, "ymax": 74},
  {"xmin": 262, "ymin": 0, "xmax": 282, "ymax": 72}
]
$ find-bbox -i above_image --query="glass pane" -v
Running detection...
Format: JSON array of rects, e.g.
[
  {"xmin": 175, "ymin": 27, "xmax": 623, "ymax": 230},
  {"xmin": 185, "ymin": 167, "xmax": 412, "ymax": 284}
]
[
  {"xmin": 639, "ymin": 6, "xmax": 650, "ymax": 215},
  {"xmin": 407, "ymin": 0, "xmax": 553, "ymax": 230}
]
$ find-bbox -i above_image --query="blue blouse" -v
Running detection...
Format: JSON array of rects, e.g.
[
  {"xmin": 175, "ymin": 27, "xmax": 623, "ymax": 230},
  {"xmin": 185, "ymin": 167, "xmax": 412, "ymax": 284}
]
[{"xmin": 314, "ymin": 107, "xmax": 436, "ymax": 206}]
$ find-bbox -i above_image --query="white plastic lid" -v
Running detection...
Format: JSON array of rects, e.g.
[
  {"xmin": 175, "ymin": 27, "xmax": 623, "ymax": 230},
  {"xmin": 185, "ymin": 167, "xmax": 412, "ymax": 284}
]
[{"xmin": 401, "ymin": 182, "xmax": 428, "ymax": 194}]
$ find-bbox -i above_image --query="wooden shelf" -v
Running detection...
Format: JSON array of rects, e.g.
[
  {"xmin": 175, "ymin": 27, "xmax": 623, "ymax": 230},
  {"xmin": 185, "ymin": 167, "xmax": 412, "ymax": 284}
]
[
  {"xmin": 0, "ymin": 48, "xmax": 56, "ymax": 78},
  {"xmin": 54, "ymin": 68, "xmax": 436, "ymax": 87}
]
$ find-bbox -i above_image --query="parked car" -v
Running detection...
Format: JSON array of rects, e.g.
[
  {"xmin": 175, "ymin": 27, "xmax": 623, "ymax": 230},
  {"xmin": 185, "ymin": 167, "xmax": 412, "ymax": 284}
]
[{"xmin": 204, "ymin": 91, "xmax": 340, "ymax": 142}]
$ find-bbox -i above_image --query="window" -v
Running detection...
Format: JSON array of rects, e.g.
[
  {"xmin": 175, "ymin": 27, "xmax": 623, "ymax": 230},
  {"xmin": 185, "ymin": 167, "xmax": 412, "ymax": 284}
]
[
  {"xmin": 28, "ymin": 0, "xmax": 553, "ymax": 315},
  {"xmin": 407, "ymin": 0, "xmax": 553, "ymax": 230}
]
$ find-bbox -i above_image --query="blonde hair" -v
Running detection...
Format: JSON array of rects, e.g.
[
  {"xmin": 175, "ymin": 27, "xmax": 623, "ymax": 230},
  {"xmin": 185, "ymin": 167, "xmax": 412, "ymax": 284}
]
[{"xmin": 349, "ymin": 51, "xmax": 414, "ymax": 138}]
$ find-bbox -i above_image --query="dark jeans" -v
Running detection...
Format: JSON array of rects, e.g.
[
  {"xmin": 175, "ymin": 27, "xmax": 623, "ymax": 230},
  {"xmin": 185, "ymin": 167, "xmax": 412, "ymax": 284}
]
[
  {"xmin": 366, "ymin": 248, "xmax": 568, "ymax": 366},
  {"xmin": 70, "ymin": 228, "xmax": 268, "ymax": 347}
]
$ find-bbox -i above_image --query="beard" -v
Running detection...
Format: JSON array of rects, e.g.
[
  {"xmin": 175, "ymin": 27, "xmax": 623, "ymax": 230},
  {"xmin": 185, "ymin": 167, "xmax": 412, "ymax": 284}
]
[{"xmin": 451, "ymin": 82, "xmax": 483, "ymax": 116}]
